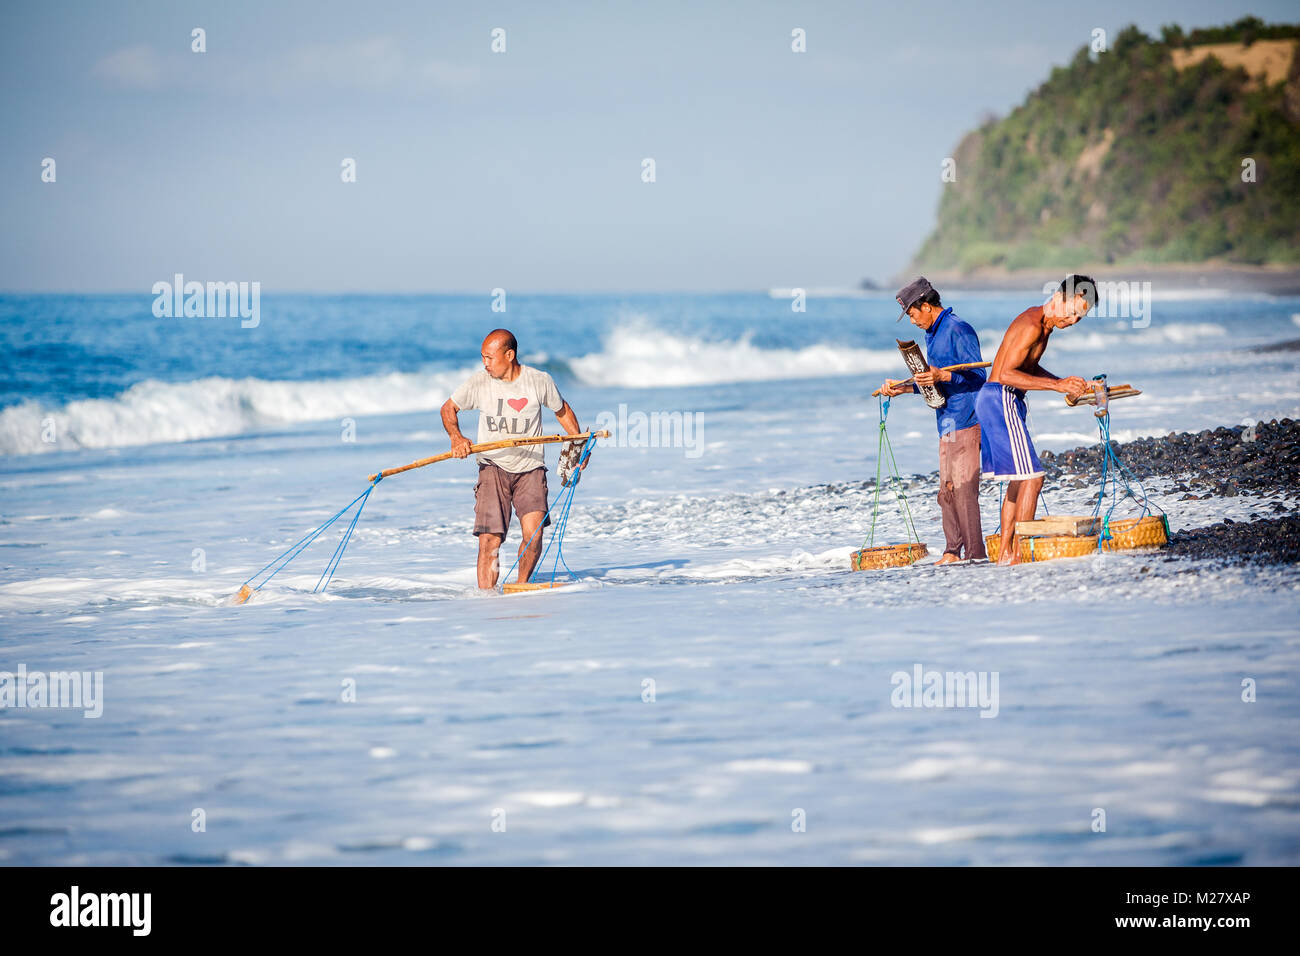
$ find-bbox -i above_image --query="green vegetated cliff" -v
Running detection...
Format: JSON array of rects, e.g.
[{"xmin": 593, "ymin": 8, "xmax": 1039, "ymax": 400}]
[{"xmin": 911, "ymin": 18, "xmax": 1300, "ymax": 273}]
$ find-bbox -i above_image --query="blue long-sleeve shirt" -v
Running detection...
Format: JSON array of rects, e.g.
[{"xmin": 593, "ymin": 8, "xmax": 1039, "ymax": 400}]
[{"xmin": 911, "ymin": 307, "xmax": 986, "ymax": 434}]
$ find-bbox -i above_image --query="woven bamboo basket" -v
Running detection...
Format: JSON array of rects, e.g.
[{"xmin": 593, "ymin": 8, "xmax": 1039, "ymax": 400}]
[
  {"xmin": 1100, "ymin": 515, "xmax": 1169, "ymax": 552},
  {"xmin": 1022, "ymin": 534, "xmax": 1099, "ymax": 562},
  {"xmin": 502, "ymin": 580, "xmax": 568, "ymax": 594},
  {"xmin": 850, "ymin": 542, "xmax": 928, "ymax": 571},
  {"xmin": 987, "ymin": 533, "xmax": 1054, "ymax": 562}
]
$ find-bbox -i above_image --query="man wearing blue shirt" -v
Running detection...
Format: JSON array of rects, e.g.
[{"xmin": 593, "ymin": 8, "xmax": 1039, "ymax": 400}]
[{"xmin": 879, "ymin": 277, "xmax": 988, "ymax": 564}]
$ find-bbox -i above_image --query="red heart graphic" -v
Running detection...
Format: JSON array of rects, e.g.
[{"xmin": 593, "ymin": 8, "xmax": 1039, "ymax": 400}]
[{"xmin": 507, "ymin": 397, "xmax": 528, "ymax": 412}]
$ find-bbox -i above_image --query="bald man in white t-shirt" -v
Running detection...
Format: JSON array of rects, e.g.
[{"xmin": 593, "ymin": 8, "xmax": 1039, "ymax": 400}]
[{"xmin": 441, "ymin": 329, "xmax": 587, "ymax": 589}]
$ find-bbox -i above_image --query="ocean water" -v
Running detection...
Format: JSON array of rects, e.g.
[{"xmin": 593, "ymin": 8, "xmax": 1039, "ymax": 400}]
[{"xmin": 2, "ymin": 290, "xmax": 1299, "ymax": 865}]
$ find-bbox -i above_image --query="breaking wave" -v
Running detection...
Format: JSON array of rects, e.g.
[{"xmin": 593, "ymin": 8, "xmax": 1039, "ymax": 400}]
[
  {"xmin": 0, "ymin": 320, "xmax": 1238, "ymax": 456},
  {"xmin": 0, "ymin": 369, "xmax": 469, "ymax": 456},
  {"xmin": 566, "ymin": 325, "xmax": 900, "ymax": 387},
  {"xmin": 976, "ymin": 321, "xmax": 1228, "ymax": 352},
  {"xmin": 2, "ymin": 321, "xmax": 907, "ymax": 456}
]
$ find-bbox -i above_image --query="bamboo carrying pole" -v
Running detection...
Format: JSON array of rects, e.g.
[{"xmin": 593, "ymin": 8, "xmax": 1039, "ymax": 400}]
[
  {"xmin": 367, "ymin": 430, "xmax": 610, "ymax": 483},
  {"xmin": 871, "ymin": 362, "xmax": 991, "ymax": 396},
  {"xmin": 1065, "ymin": 385, "xmax": 1141, "ymax": 406},
  {"xmin": 871, "ymin": 367, "xmax": 1141, "ymax": 406}
]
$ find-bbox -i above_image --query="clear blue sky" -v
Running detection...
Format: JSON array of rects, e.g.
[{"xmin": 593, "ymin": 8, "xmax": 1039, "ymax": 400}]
[{"xmin": 1, "ymin": 0, "xmax": 1294, "ymax": 292}]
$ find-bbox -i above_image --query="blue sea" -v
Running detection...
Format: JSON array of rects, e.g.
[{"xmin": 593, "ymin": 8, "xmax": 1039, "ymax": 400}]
[{"xmin": 2, "ymin": 289, "xmax": 1299, "ymax": 865}]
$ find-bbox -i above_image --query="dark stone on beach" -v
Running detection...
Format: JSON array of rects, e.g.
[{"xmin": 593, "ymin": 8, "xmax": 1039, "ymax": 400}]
[
  {"xmin": 949, "ymin": 419, "xmax": 1300, "ymax": 566},
  {"xmin": 1168, "ymin": 516, "xmax": 1300, "ymax": 565},
  {"xmin": 1037, "ymin": 418, "xmax": 1300, "ymax": 496},
  {"xmin": 936, "ymin": 420, "xmax": 1299, "ymax": 563}
]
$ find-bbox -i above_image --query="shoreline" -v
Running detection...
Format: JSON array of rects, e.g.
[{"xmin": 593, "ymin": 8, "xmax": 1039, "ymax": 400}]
[{"xmin": 907, "ymin": 263, "xmax": 1300, "ymax": 296}]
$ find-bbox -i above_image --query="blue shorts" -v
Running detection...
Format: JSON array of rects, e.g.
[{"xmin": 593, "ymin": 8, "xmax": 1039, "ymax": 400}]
[{"xmin": 976, "ymin": 383, "xmax": 1043, "ymax": 481}]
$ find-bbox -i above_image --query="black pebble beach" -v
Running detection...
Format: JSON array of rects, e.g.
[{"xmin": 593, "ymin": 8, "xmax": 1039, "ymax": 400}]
[{"xmin": 1036, "ymin": 418, "xmax": 1300, "ymax": 564}]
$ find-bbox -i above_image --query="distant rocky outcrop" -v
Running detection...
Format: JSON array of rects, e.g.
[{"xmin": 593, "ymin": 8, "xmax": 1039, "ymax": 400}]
[{"xmin": 909, "ymin": 18, "xmax": 1300, "ymax": 275}]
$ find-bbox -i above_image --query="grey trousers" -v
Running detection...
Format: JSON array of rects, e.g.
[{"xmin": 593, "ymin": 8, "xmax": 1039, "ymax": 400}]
[{"xmin": 938, "ymin": 424, "xmax": 986, "ymax": 559}]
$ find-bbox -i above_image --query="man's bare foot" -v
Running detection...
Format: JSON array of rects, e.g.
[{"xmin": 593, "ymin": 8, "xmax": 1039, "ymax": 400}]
[{"xmin": 935, "ymin": 553, "xmax": 962, "ymax": 565}]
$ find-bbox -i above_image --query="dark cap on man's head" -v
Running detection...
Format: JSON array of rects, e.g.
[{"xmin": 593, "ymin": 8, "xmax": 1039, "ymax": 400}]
[{"xmin": 895, "ymin": 276, "xmax": 935, "ymax": 322}]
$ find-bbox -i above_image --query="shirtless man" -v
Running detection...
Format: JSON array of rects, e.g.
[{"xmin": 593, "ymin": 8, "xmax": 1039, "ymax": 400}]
[{"xmin": 976, "ymin": 275, "xmax": 1096, "ymax": 565}]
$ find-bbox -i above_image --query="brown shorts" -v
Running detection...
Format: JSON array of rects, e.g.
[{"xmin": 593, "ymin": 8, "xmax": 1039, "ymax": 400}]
[{"xmin": 473, "ymin": 462, "xmax": 551, "ymax": 537}]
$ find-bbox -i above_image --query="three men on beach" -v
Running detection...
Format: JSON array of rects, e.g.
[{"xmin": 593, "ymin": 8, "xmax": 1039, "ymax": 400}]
[
  {"xmin": 445, "ymin": 281, "xmax": 1096, "ymax": 588},
  {"xmin": 442, "ymin": 329, "xmax": 587, "ymax": 589},
  {"xmin": 879, "ymin": 278, "xmax": 988, "ymax": 563}
]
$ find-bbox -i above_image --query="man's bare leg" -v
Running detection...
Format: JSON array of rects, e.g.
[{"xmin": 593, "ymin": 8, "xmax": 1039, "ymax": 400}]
[
  {"xmin": 998, "ymin": 476, "xmax": 1044, "ymax": 565},
  {"xmin": 997, "ymin": 483, "xmax": 1019, "ymax": 566},
  {"xmin": 1010, "ymin": 475, "xmax": 1044, "ymax": 565},
  {"xmin": 477, "ymin": 533, "xmax": 503, "ymax": 590},
  {"xmin": 516, "ymin": 511, "xmax": 546, "ymax": 584}
]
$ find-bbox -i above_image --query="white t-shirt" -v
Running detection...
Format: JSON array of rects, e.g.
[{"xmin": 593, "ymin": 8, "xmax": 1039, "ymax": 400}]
[{"xmin": 449, "ymin": 365, "xmax": 566, "ymax": 473}]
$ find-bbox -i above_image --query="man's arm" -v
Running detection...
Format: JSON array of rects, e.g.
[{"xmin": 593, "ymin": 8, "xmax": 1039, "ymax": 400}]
[
  {"xmin": 916, "ymin": 330, "xmax": 985, "ymax": 391},
  {"xmin": 996, "ymin": 323, "xmax": 1086, "ymax": 396},
  {"xmin": 1025, "ymin": 358, "xmax": 1057, "ymax": 379},
  {"xmin": 441, "ymin": 398, "xmax": 473, "ymax": 458},
  {"xmin": 1024, "ymin": 361, "xmax": 1086, "ymax": 397},
  {"xmin": 949, "ymin": 325, "xmax": 987, "ymax": 390},
  {"xmin": 555, "ymin": 400, "xmax": 580, "ymax": 435},
  {"xmin": 554, "ymin": 400, "xmax": 590, "ymax": 471}
]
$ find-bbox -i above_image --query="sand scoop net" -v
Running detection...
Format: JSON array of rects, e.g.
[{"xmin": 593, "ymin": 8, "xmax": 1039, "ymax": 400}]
[{"xmin": 851, "ymin": 397, "xmax": 928, "ymax": 571}]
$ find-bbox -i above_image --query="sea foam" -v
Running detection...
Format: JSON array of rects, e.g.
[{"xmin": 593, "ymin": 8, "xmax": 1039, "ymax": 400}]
[
  {"xmin": 0, "ymin": 369, "xmax": 470, "ymax": 456},
  {"xmin": 567, "ymin": 324, "xmax": 900, "ymax": 388}
]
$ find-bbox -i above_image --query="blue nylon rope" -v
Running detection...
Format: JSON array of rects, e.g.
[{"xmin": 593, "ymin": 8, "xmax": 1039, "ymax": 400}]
[
  {"xmin": 541, "ymin": 475, "xmax": 581, "ymax": 584},
  {"xmin": 861, "ymin": 397, "xmax": 921, "ymax": 551},
  {"xmin": 241, "ymin": 485, "xmax": 375, "ymax": 595},
  {"xmin": 315, "ymin": 485, "xmax": 373, "ymax": 594},
  {"xmin": 1091, "ymin": 409, "xmax": 1160, "ymax": 546},
  {"xmin": 500, "ymin": 438, "xmax": 595, "ymax": 591}
]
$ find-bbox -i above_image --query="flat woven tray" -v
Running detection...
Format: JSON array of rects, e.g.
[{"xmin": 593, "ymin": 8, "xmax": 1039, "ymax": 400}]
[{"xmin": 502, "ymin": 580, "xmax": 569, "ymax": 594}]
